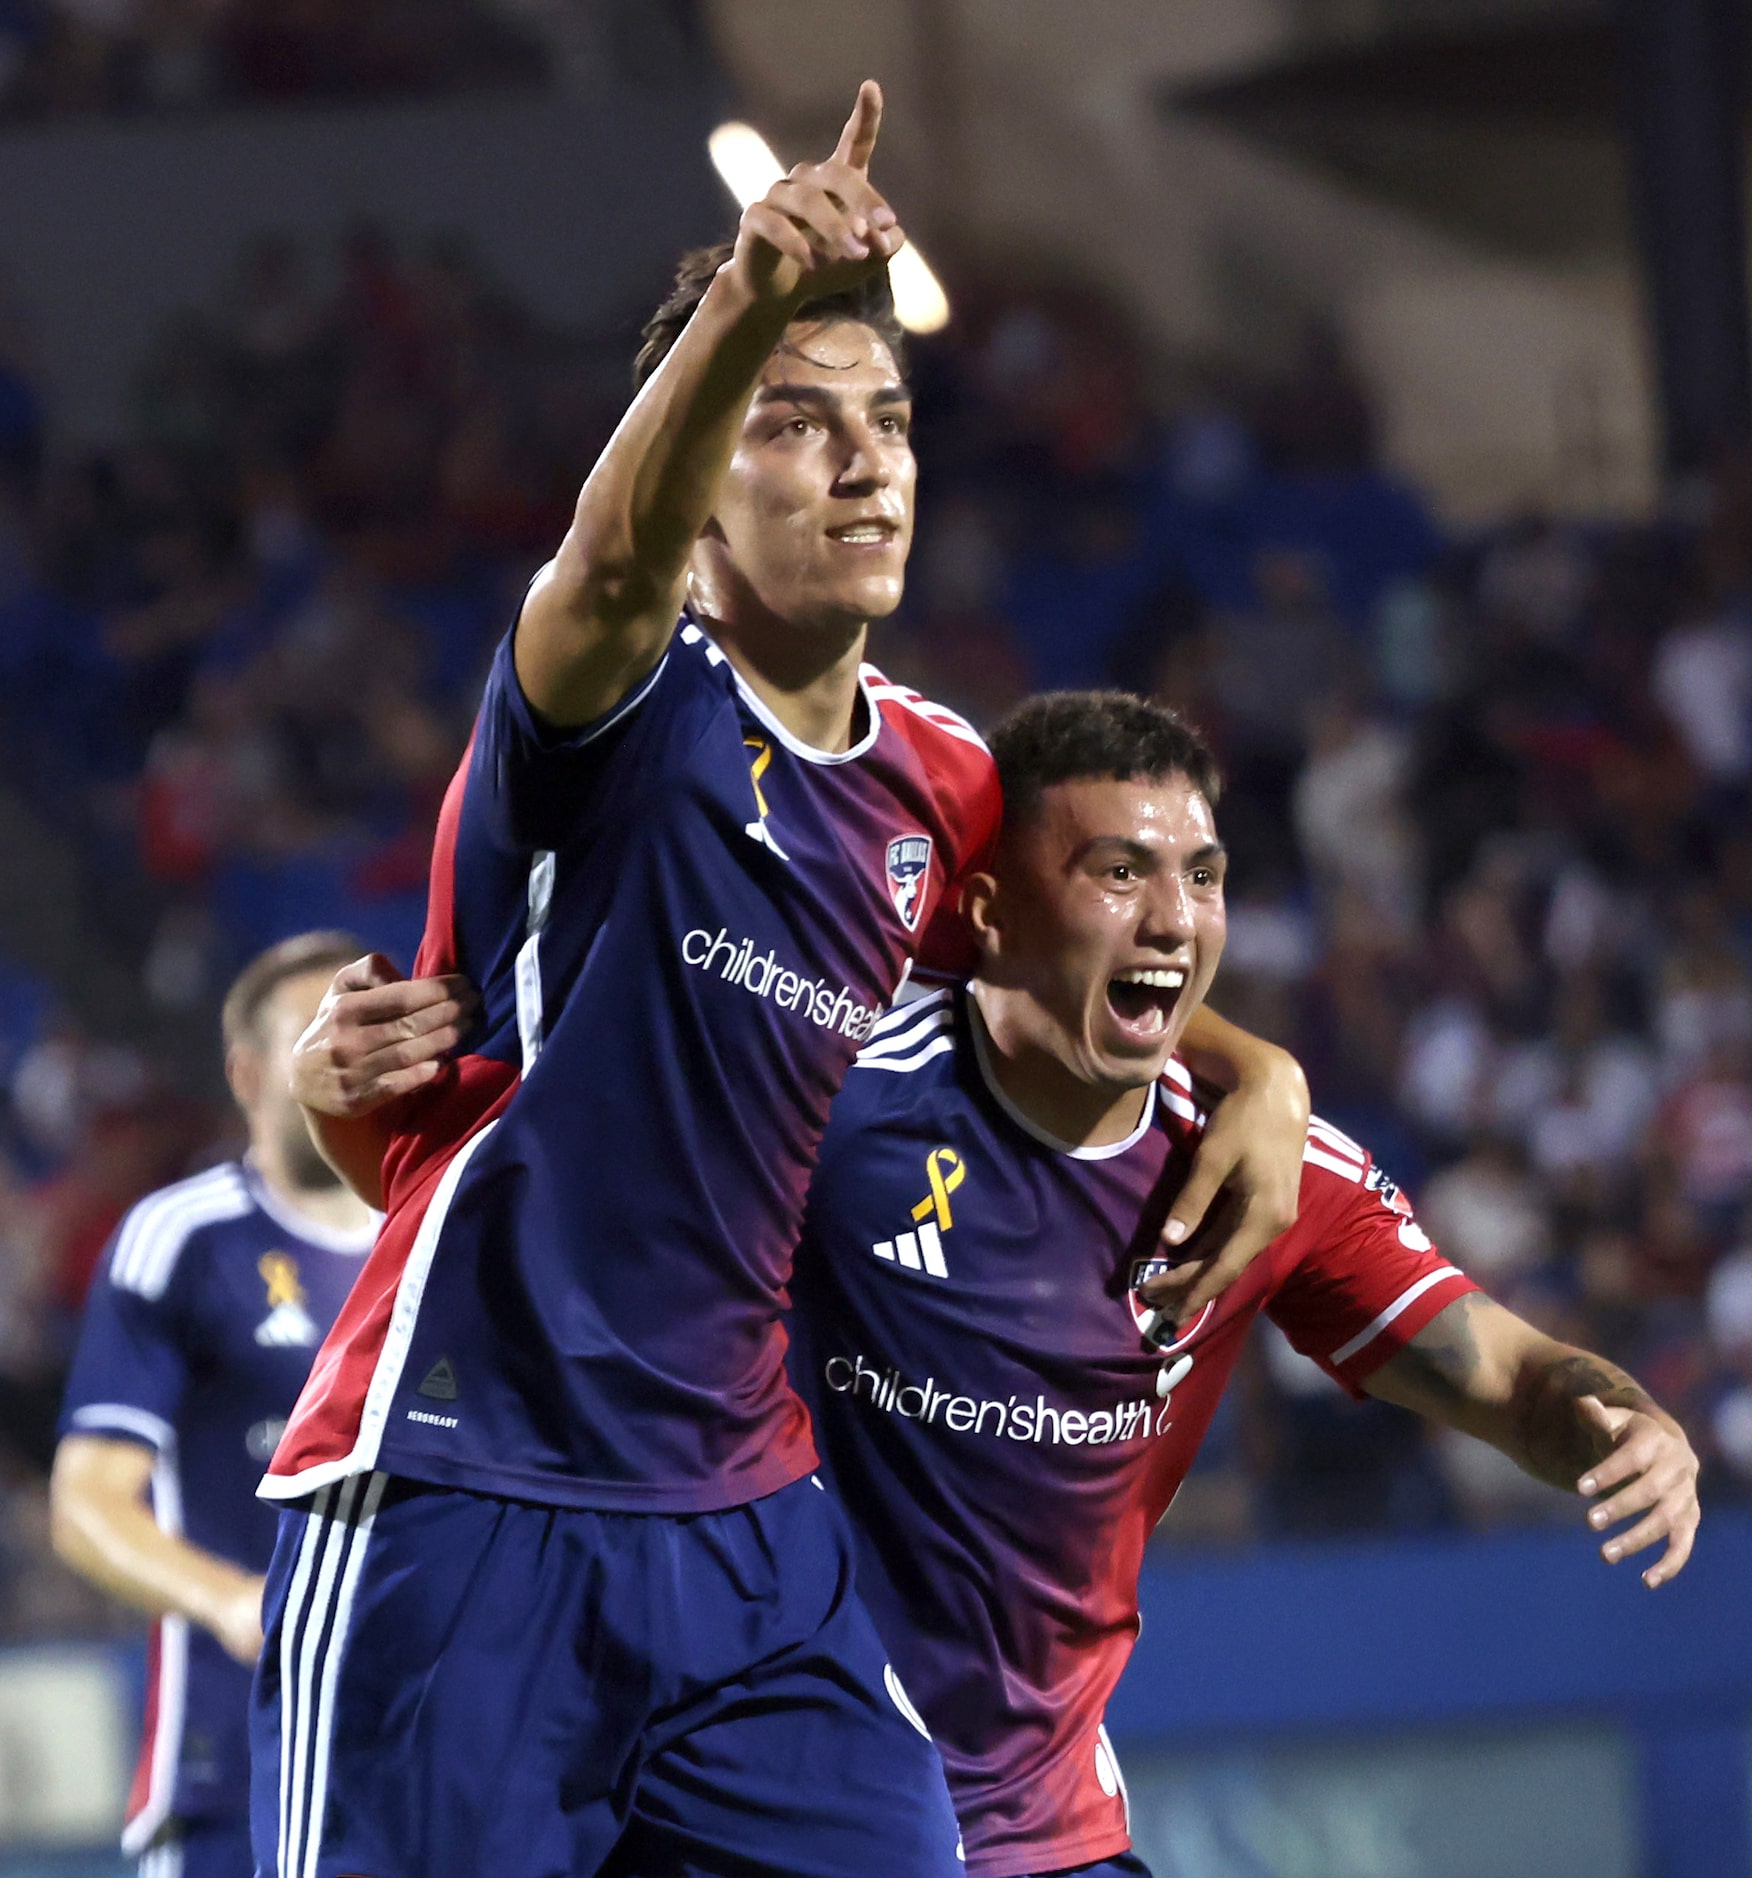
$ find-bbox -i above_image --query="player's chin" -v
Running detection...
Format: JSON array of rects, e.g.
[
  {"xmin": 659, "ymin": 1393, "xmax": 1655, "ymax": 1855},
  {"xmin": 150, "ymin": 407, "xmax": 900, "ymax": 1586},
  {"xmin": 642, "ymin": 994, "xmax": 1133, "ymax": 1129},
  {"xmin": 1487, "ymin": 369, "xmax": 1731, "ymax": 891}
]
[
  {"xmin": 817, "ymin": 561, "xmax": 907, "ymax": 620},
  {"xmin": 1087, "ymin": 1016, "xmax": 1177, "ymax": 1086}
]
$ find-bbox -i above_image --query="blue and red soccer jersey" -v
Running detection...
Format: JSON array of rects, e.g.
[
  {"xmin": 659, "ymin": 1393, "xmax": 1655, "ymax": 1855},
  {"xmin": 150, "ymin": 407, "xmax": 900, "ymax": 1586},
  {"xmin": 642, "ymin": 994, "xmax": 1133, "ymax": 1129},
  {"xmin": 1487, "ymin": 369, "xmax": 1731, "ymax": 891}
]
[
  {"xmin": 789, "ymin": 988, "xmax": 1478, "ymax": 1878},
  {"xmin": 58, "ymin": 1163, "xmax": 373, "ymax": 1858},
  {"xmin": 264, "ymin": 621, "xmax": 1000, "ymax": 1514}
]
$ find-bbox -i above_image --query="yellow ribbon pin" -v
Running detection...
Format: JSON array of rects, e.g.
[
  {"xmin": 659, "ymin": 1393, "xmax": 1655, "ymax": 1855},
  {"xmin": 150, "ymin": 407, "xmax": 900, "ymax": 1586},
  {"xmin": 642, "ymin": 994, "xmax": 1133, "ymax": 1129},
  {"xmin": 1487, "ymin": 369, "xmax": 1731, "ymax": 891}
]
[
  {"xmin": 911, "ymin": 1148, "xmax": 966, "ymax": 1232},
  {"xmin": 744, "ymin": 736, "xmax": 774, "ymax": 822},
  {"xmin": 259, "ymin": 1253, "xmax": 304, "ymax": 1311}
]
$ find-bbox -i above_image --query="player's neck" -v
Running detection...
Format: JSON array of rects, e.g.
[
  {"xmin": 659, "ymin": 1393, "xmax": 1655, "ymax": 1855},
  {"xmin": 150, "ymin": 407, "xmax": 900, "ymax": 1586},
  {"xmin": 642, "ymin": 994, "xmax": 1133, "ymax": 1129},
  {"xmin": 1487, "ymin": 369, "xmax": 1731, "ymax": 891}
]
[
  {"xmin": 969, "ymin": 985, "xmax": 1151, "ymax": 1151},
  {"xmin": 248, "ymin": 1142, "xmax": 375, "ymax": 1237},
  {"xmin": 700, "ymin": 607, "xmax": 870, "ymax": 754}
]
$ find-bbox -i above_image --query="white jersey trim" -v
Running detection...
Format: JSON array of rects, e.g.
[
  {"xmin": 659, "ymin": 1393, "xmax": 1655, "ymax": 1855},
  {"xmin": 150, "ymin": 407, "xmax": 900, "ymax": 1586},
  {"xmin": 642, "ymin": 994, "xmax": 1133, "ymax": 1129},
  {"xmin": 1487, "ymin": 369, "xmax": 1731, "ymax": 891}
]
[
  {"xmin": 243, "ymin": 1161, "xmax": 377, "ymax": 1255},
  {"xmin": 1330, "ymin": 1266, "xmax": 1469, "ymax": 1367},
  {"xmin": 857, "ymin": 1005, "xmax": 953, "ymax": 1063},
  {"xmin": 110, "ymin": 1166, "xmax": 252, "ymax": 1301},
  {"xmin": 68, "ymin": 1403, "xmax": 173, "ymax": 1451},
  {"xmin": 969, "ymin": 996, "xmax": 1157, "ymax": 1159},
  {"xmin": 258, "ymin": 1119, "xmax": 501, "ymax": 1502},
  {"xmin": 854, "ymin": 1033, "xmax": 958, "ymax": 1075},
  {"xmin": 120, "ymin": 1431, "xmax": 186, "ymax": 1858},
  {"xmin": 864, "ymin": 986, "xmax": 952, "ymax": 1040},
  {"xmin": 863, "ymin": 675, "xmax": 989, "ymax": 751},
  {"xmin": 681, "ymin": 621, "xmax": 885, "ymax": 765}
]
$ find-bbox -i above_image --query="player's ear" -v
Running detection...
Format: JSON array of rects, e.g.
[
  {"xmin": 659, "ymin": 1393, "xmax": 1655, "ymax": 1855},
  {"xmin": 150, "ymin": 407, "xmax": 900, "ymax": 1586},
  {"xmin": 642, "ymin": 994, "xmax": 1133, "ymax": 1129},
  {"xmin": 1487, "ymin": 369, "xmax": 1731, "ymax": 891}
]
[
  {"xmin": 961, "ymin": 871, "xmax": 1003, "ymax": 957},
  {"xmin": 225, "ymin": 1041, "xmax": 262, "ymax": 1113}
]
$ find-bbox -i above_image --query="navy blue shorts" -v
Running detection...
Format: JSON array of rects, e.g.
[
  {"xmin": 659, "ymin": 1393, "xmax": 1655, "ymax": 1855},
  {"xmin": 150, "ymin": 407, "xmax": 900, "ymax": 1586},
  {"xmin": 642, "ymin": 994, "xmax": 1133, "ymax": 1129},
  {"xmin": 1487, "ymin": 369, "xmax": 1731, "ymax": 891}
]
[
  {"xmin": 249, "ymin": 1471, "xmax": 963, "ymax": 1878},
  {"xmin": 136, "ymin": 1814, "xmax": 251, "ymax": 1878}
]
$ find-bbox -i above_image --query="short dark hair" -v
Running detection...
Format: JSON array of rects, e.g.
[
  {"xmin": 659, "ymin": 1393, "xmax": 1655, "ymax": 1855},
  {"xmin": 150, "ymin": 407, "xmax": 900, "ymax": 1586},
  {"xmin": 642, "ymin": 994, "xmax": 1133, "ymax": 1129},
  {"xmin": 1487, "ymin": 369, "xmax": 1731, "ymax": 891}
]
[
  {"xmin": 221, "ymin": 930, "xmax": 364, "ymax": 1054},
  {"xmin": 987, "ymin": 690, "xmax": 1222, "ymax": 832},
  {"xmin": 633, "ymin": 241, "xmax": 909, "ymax": 390}
]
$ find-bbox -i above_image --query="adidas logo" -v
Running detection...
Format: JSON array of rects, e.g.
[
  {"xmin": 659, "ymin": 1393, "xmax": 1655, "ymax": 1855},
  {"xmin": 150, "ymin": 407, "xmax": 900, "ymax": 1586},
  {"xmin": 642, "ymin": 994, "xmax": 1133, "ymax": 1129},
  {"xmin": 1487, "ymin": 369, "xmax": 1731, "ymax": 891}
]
[{"xmin": 417, "ymin": 1357, "xmax": 459, "ymax": 1402}]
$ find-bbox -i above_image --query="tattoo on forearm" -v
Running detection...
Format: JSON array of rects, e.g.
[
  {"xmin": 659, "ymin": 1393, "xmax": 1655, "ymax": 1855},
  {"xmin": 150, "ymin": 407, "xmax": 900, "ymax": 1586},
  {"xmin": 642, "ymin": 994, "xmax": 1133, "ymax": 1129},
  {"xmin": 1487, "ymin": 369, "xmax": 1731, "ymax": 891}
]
[
  {"xmin": 1393, "ymin": 1292, "xmax": 1485, "ymax": 1417},
  {"xmin": 1514, "ymin": 1352, "xmax": 1655, "ymax": 1491}
]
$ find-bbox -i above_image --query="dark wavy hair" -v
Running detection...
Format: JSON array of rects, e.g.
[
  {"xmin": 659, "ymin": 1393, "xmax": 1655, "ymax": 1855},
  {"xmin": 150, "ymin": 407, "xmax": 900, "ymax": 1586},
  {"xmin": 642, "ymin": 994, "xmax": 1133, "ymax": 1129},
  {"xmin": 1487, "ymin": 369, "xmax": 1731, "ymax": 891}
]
[
  {"xmin": 987, "ymin": 690, "xmax": 1222, "ymax": 832},
  {"xmin": 632, "ymin": 240, "xmax": 908, "ymax": 390}
]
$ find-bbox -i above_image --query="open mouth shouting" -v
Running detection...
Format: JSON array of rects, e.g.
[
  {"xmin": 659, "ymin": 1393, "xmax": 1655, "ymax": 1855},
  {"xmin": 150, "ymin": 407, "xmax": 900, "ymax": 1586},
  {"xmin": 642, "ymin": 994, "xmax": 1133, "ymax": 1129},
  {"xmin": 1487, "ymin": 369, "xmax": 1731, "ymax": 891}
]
[{"xmin": 1105, "ymin": 965, "xmax": 1188, "ymax": 1044}]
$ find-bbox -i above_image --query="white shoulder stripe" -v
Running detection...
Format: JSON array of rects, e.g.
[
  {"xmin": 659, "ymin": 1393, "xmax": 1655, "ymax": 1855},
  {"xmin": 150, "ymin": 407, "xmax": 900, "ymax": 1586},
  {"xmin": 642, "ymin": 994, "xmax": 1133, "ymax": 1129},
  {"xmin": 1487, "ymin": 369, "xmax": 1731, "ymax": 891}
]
[
  {"xmin": 1330, "ymin": 1267, "xmax": 1468, "ymax": 1367},
  {"xmin": 111, "ymin": 1167, "xmax": 252, "ymax": 1300},
  {"xmin": 865, "ymin": 986, "xmax": 952, "ymax": 1039},
  {"xmin": 679, "ymin": 620, "xmax": 727, "ymax": 666},
  {"xmin": 864, "ymin": 677, "xmax": 990, "ymax": 751},
  {"xmin": 1307, "ymin": 1115, "xmax": 1368, "ymax": 1165},
  {"xmin": 68, "ymin": 1403, "xmax": 174, "ymax": 1450},
  {"xmin": 1303, "ymin": 1144, "xmax": 1365, "ymax": 1183},
  {"xmin": 852, "ymin": 1033, "xmax": 957, "ymax": 1075},
  {"xmin": 1164, "ymin": 1059, "xmax": 1194, "ymax": 1092},
  {"xmin": 858, "ymin": 1008, "xmax": 953, "ymax": 1063}
]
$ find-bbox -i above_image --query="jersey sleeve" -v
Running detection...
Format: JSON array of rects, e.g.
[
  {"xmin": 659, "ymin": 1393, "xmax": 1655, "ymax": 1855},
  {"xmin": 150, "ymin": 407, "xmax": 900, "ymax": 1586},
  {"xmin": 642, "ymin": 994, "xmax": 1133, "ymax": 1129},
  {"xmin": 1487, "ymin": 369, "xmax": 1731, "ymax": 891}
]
[
  {"xmin": 469, "ymin": 619, "xmax": 700, "ymax": 855},
  {"xmin": 58, "ymin": 1233, "xmax": 196, "ymax": 1453},
  {"xmin": 913, "ymin": 731, "xmax": 1002, "ymax": 982},
  {"xmin": 1265, "ymin": 1122, "xmax": 1478, "ymax": 1398}
]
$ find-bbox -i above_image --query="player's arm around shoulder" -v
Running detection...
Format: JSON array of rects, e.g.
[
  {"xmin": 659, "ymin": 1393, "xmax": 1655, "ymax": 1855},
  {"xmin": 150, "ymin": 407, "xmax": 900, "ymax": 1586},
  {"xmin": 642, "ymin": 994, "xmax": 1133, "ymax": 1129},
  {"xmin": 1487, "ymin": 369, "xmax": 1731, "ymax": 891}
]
[
  {"xmin": 290, "ymin": 954, "xmax": 478, "ymax": 1211},
  {"xmin": 518, "ymin": 81, "xmax": 905, "ymax": 728},
  {"xmin": 50, "ymin": 1436, "xmax": 265, "ymax": 1664},
  {"xmin": 1139, "ymin": 1008, "xmax": 1310, "ymax": 1329},
  {"xmin": 1364, "ymin": 1291, "xmax": 1701, "ymax": 1588}
]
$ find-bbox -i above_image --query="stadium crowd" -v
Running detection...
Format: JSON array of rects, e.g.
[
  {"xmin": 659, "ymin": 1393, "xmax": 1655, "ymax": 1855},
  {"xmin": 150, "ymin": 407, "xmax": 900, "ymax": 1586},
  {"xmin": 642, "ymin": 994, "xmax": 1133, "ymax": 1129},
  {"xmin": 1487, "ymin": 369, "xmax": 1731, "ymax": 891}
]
[
  {"xmin": 0, "ymin": 222, "xmax": 1750, "ymax": 1637},
  {"xmin": 0, "ymin": 0, "xmax": 542, "ymax": 120}
]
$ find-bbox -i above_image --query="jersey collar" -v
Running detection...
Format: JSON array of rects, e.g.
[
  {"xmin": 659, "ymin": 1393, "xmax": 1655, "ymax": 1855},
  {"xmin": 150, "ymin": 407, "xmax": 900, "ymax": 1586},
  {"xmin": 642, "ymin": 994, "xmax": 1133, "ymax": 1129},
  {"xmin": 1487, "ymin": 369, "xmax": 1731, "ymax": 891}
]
[
  {"xmin": 242, "ymin": 1158, "xmax": 379, "ymax": 1254},
  {"xmin": 965, "ymin": 991, "xmax": 1158, "ymax": 1161}
]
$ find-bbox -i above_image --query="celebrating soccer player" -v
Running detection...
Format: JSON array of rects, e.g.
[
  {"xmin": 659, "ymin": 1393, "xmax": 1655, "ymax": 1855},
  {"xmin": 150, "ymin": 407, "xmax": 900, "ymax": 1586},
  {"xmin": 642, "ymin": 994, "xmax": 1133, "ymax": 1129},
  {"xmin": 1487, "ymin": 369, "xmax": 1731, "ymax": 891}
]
[
  {"xmin": 253, "ymin": 83, "xmax": 1308, "ymax": 1878},
  {"xmin": 787, "ymin": 691, "xmax": 1701, "ymax": 1878},
  {"xmin": 51, "ymin": 934, "xmax": 378, "ymax": 1878}
]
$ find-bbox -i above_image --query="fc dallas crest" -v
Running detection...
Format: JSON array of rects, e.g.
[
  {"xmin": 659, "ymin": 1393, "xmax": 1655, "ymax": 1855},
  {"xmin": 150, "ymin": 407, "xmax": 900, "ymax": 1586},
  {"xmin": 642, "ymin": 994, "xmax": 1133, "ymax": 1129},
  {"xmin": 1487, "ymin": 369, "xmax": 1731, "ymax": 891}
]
[{"xmin": 886, "ymin": 834, "xmax": 933, "ymax": 932}]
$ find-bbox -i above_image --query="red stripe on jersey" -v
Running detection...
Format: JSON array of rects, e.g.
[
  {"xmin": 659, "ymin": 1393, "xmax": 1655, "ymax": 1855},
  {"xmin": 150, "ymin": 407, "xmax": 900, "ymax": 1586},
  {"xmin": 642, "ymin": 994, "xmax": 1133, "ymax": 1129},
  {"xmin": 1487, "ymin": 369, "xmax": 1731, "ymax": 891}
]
[
  {"xmin": 410, "ymin": 725, "xmax": 476, "ymax": 981},
  {"xmin": 267, "ymin": 1053, "xmax": 517, "ymax": 1484},
  {"xmin": 125, "ymin": 1618, "xmax": 160, "ymax": 1827},
  {"xmin": 866, "ymin": 672, "xmax": 1001, "ymax": 980}
]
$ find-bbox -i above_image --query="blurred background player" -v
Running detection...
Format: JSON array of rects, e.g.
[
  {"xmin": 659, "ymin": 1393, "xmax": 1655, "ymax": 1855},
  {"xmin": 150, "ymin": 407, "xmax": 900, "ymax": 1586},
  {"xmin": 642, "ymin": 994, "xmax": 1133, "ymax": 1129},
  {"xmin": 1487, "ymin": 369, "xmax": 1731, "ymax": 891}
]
[
  {"xmin": 257, "ymin": 77, "xmax": 1305, "ymax": 1878},
  {"xmin": 48, "ymin": 933, "xmax": 377, "ymax": 1878},
  {"xmin": 786, "ymin": 691, "xmax": 1699, "ymax": 1878}
]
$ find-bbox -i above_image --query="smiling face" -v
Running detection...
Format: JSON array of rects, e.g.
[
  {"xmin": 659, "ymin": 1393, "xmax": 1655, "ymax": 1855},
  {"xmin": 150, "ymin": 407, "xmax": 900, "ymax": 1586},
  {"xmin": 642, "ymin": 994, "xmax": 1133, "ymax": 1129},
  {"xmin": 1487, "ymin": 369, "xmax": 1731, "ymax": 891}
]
[
  {"xmin": 971, "ymin": 773, "xmax": 1227, "ymax": 1101},
  {"xmin": 690, "ymin": 316, "xmax": 915, "ymax": 638}
]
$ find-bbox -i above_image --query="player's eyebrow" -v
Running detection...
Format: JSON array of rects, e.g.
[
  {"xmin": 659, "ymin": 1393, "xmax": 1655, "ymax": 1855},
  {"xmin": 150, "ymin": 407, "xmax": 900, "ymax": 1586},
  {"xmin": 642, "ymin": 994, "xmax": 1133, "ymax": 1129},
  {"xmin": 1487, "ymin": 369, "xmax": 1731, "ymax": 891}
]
[
  {"xmin": 751, "ymin": 382, "xmax": 913, "ymax": 411},
  {"xmin": 1076, "ymin": 836, "xmax": 1228, "ymax": 868}
]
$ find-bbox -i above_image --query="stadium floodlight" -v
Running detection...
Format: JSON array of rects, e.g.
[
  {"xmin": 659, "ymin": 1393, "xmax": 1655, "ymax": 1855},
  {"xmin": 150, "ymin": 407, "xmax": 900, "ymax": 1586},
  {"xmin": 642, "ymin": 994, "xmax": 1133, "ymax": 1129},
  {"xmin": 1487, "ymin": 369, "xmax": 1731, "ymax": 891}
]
[{"xmin": 707, "ymin": 120, "xmax": 951, "ymax": 336}]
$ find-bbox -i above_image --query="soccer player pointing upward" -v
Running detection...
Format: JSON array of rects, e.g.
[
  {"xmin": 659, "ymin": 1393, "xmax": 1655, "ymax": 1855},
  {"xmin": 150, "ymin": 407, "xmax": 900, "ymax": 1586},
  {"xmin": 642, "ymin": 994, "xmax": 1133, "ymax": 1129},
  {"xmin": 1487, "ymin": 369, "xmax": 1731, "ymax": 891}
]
[{"xmin": 260, "ymin": 85, "xmax": 1305, "ymax": 1878}]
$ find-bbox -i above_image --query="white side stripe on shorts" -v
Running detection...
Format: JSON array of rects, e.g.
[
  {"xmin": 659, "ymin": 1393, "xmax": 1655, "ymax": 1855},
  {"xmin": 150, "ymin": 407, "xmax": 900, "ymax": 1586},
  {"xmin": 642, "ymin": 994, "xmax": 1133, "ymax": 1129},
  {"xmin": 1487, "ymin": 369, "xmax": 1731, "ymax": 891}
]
[
  {"xmin": 278, "ymin": 1475, "xmax": 387, "ymax": 1878},
  {"xmin": 137, "ymin": 1833, "xmax": 185, "ymax": 1878}
]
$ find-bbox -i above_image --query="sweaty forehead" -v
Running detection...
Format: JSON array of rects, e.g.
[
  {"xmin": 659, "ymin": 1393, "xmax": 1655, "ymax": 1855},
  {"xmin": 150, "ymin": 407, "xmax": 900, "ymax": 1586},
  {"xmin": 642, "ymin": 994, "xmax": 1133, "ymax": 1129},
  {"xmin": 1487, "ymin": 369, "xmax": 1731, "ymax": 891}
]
[
  {"xmin": 761, "ymin": 317, "xmax": 905, "ymax": 391},
  {"xmin": 1031, "ymin": 774, "xmax": 1217, "ymax": 849}
]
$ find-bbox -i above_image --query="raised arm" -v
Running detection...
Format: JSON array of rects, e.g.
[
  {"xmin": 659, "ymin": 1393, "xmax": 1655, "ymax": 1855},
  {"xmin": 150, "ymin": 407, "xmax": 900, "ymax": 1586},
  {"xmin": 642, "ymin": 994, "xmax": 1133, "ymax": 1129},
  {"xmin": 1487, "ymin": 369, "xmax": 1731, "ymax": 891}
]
[
  {"xmin": 1140, "ymin": 1006, "xmax": 1310, "ymax": 1328},
  {"xmin": 1365, "ymin": 1291, "xmax": 1701, "ymax": 1587},
  {"xmin": 290, "ymin": 954, "xmax": 478, "ymax": 1211},
  {"xmin": 517, "ymin": 80, "xmax": 905, "ymax": 728},
  {"xmin": 51, "ymin": 1436, "xmax": 265, "ymax": 1665}
]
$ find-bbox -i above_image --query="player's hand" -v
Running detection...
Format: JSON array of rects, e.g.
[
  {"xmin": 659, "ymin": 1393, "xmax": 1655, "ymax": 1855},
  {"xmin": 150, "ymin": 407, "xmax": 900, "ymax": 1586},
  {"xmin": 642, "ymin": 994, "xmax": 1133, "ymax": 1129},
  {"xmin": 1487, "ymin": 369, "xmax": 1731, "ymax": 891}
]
[
  {"xmin": 1139, "ymin": 1049, "xmax": 1309, "ymax": 1328},
  {"xmin": 730, "ymin": 80, "xmax": 905, "ymax": 309},
  {"xmin": 1577, "ymin": 1395, "xmax": 1701, "ymax": 1589},
  {"xmin": 209, "ymin": 1573, "xmax": 267, "ymax": 1666},
  {"xmin": 291, "ymin": 954, "xmax": 478, "ymax": 1118}
]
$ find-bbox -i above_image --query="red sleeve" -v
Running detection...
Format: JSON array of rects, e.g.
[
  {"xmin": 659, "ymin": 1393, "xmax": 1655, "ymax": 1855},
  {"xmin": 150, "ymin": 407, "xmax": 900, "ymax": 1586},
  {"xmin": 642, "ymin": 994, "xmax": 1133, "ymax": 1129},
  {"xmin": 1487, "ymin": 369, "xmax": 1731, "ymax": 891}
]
[
  {"xmin": 870, "ymin": 677, "xmax": 1002, "ymax": 982},
  {"xmin": 1266, "ymin": 1118, "xmax": 1478, "ymax": 1398}
]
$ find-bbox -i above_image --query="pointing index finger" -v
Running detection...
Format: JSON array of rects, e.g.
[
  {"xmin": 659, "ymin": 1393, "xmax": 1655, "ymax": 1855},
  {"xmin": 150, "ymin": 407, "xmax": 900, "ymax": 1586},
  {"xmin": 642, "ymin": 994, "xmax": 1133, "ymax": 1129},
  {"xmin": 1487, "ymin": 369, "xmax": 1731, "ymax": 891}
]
[{"xmin": 833, "ymin": 79, "xmax": 883, "ymax": 173}]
